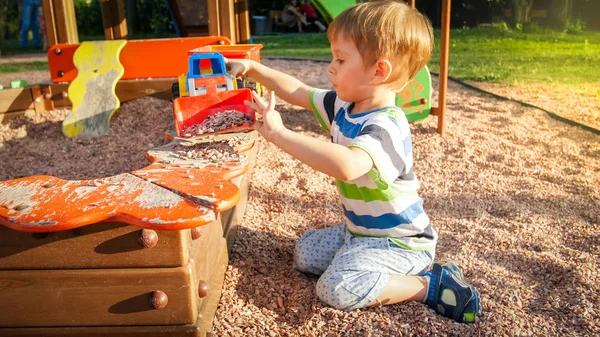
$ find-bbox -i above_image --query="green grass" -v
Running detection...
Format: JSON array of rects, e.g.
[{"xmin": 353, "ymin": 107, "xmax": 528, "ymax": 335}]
[
  {"xmin": 436, "ymin": 27, "xmax": 600, "ymax": 86},
  {"xmin": 0, "ymin": 39, "xmax": 43, "ymax": 57},
  {"xmin": 2, "ymin": 28, "xmax": 599, "ymax": 88},
  {"xmin": 253, "ymin": 27, "xmax": 600, "ymax": 86},
  {"xmin": 254, "ymin": 33, "xmax": 333, "ymax": 60},
  {"xmin": 0, "ymin": 61, "xmax": 49, "ymax": 74}
]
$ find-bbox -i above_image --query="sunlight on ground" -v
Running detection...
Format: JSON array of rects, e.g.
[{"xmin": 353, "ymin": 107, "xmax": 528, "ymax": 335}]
[{"xmin": 467, "ymin": 81, "xmax": 600, "ymax": 131}]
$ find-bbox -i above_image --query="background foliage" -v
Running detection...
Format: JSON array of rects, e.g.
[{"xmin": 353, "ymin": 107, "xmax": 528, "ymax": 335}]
[
  {"xmin": 0, "ymin": 0, "xmax": 597, "ymax": 42},
  {"xmin": 0, "ymin": 0, "xmax": 175, "ymax": 41},
  {"xmin": 73, "ymin": 0, "xmax": 174, "ymax": 37},
  {"xmin": 0, "ymin": 0, "xmax": 22, "ymax": 41}
]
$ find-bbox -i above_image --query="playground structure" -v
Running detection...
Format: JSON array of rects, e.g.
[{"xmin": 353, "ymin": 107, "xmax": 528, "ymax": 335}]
[
  {"xmin": 41, "ymin": 0, "xmax": 251, "ymax": 44},
  {"xmin": 0, "ymin": 132, "xmax": 259, "ymax": 336},
  {"xmin": 0, "ymin": 0, "xmax": 251, "ymax": 127},
  {"xmin": 0, "ymin": 0, "xmax": 450, "ymax": 134},
  {"xmin": 0, "ymin": 1, "xmax": 453, "ymax": 335},
  {"xmin": 0, "ymin": 42, "xmax": 262, "ymax": 335}
]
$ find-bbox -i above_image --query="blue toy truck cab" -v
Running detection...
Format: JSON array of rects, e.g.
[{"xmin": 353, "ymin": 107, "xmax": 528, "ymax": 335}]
[{"xmin": 184, "ymin": 52, "xmax": 235, "ymax": 97}]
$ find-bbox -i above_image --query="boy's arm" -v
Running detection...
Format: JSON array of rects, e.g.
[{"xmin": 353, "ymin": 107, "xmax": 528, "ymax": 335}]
[
  {"xmin": 274, "ymin": 128, "xmax": 373, "ymax": 181},
  {"xmin": 227, "ymin": 59, "xmax": 313, "ymax": 111},
  {"xmin": 250, "ymin": 91, "xmax": 372, "ymax": 181}
]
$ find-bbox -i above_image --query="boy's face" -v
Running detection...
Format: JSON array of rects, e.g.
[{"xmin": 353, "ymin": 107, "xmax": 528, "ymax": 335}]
[{"xmin": 327, "ymin": 36, "xmax": 375, "ymax": 103}]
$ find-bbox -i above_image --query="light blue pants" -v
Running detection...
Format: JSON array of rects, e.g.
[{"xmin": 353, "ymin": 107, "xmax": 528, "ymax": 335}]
[
  {"xmin": 20, "ymin": 0, "xmax": 41, "ymax": 48},
  {"xmin": 294, "ymin": 223, "xmax": 434, "ymax": 310}
]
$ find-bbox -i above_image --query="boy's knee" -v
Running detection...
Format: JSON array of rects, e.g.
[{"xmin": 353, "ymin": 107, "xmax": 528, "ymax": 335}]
[
  {"xmin": 315, "ymin": 270, "xmax": 346, "ymax": 310},
  {"xmin": 294, "ymin": 224, "xmax": 346, "ymax": 275},
  {"xmin": 293, "ymin": 230, "xmax": 323, "ymax": 274},
  {"xmin": 316, "ymin": 269, "xmax": 385, "ymax": 311},
  {"xmin": 293, "ymin": 250, "xmax": 318, "ymax": 275}
]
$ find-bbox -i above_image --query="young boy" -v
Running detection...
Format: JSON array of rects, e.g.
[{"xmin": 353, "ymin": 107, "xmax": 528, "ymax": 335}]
[{"xmin": 227, "ymin": 0, "xmax": 481, "ymax": 323}]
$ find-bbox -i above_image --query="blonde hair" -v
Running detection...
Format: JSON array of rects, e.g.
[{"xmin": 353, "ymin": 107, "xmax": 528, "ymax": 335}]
[{"xmin": 327, "ymin": 1, "xmax": 434, "ymax": 91}]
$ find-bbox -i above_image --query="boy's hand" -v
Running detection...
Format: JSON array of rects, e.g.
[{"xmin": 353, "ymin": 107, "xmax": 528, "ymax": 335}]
[
  {"xmin": 245, "ymin": 91, "xmax": 285, "ymax": 143},
  {"xmin": 225, "ymin": 57, "xmax": 252, "ymax": 78}
]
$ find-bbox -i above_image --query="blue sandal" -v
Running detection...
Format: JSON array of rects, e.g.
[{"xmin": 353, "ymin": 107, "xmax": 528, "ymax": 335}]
[
  {"xmin": 423, "ymin": 263, "xmax": 482, "ymax": 323},
  {"xmin": 443, "ymin": 262, "xmax": 482, "ymax": 319}
]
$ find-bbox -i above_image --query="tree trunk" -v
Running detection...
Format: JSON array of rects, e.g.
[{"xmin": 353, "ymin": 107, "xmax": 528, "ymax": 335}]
[
  {"xmin": 511, "ymin": 0, "xmax": 535, "ymax": 26},
  {"xmin": 126, "ymin": 0, "xmax": 137, "ymax": 36},
  {"xmin": 0, "ymin": 0, "xmax": 19, "ymax": 42},
  {"xmin": 0, "ymin": 0, "xmax": 6, "ymax": 41},
  {"xmin": 549, "ymin": 0, "xmax": 573, "ymax": 29}
]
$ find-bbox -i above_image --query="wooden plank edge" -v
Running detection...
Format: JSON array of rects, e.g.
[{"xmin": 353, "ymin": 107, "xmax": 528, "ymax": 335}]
[
  {"xmin": 0, "ymin": 110, "xmax": 32, "ymax": 123},
  {"xmin": 222, "ymin": 132, "xmax": 259, "ymax": 253},
  {"xmin": 0, "ymin": 324, "xmax": 199, "ymax": 337},
  {"xmin": 197, "ymin": 237, "xmax": 229, "ymax": 336},
  {"xmin": 1, "ymin": 79, "xmax": 175, "ymax": 115}
]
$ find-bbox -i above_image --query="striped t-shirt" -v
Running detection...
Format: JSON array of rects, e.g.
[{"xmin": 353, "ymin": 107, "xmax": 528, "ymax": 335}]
[{"xmin": 309, "ymin": 89, "xmax": 437, "ymax": 250}]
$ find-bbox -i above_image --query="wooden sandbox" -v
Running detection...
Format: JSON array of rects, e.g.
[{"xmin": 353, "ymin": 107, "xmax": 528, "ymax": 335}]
[{"xmin": 0, "ymin": 131, "xmax": 259, "ymax": 337}]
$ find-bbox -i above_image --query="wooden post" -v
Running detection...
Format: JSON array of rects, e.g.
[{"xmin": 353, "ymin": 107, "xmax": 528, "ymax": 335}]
[
  {"xmin": 42, "ymin": 0, "xmax": 79, "ymax": 46},
  {"xmin": 437, "ymin": 0, "xmax": 451, "ymax": 134},
  {"xmin": 42, "ymin": 0, "xmax": 57, "ymax": 47},
  {"xmin": 100, "ymin": 0, "xmax": 129, "ymax": 40},
  {"xmin": 236, "ymin": 0, "xmax": 251, "ymax": 44},
  {"xmin": 233, "ymin": 0, "xmax": 239, "ymax": 42},
  {"xmin": 207, "ymin": 0, "xmax": 220, "ymax": 37},
  {"xmin": 218, "ymin": 0, "xmax": 237, "ymax": 44}
]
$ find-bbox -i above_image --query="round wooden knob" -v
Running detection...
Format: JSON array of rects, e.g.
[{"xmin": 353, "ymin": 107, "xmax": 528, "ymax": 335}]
[
  {"xmin": 198, "ymin": 280, "xmax": 209, "ymax": 298},
  {"xmin": 61, "ymin": 91, "xmax": 68, "ymax": 99},
  {"xmin": 190, "ymin": 227, "xmax": 202, "ymax": 240},
  {"xmin": 149, "ymin": 291, "xmax": 168, "ymax": 309},
  {"xmin": 57, "ymin": 71, "xmax": 64, "ymax": 78},
  {"xmin": 54, "ymin": 48, "xmax": 62, "ymax": 55},
  {"xmin": 420, "ymin": 98, "xmax": 428, "ymax": 105},
  {"xmin": 138, "ymin": 229, "xmax": 158, "ymax": 248},
  {"xmin": 218, "ymin": 40, "xmax": 225, "ymax": 45}
]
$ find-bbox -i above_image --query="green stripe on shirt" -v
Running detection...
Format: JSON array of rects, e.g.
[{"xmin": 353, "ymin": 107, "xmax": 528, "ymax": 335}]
[
  {"xmin": 377, "ymin": 107, "xmax": 405, "ymax": 122},
  {"xmin": 309, "ymin": 89, "xmax": 330, "ymax": 132},
  {"xmin": 348, "ymin": 143, "xmax": 389, "ymax": 189},
  {"xmin": 336, "ymin": 180, "xmax": 417, "ymax": 202}
]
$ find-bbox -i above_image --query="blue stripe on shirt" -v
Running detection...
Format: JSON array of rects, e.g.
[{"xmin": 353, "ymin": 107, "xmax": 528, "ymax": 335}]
[
  {"xmin": 402, "ymin": 133, "xmax": 413, "ymax": 157},
  {"xmin": 342, "ymin": 200, "xmax": 425, "ymax": 230},
  {"xmin": 334, "ymin": 110, "xmax": 364, "ymax": 139}
]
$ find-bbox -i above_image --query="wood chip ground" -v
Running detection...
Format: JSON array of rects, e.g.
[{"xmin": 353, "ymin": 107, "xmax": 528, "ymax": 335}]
[{"xmin": 1, "ymin": 59, "xmax": 599, "ymax": 336}]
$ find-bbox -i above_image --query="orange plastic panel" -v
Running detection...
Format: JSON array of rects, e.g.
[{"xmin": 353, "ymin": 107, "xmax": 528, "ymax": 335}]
[
  {"xmin": 188, "ymin": 44, "xmax": 263, "ymax": 62},
  {"xmin": 48, "ymin": 36, "xmax": 232, "ymax": 83},
  {"xmin": 0, "ymin": 134, "xmax": 255, "ymax": 233},
  {"xmin": 132, "ymin": 164, "xmax": 242, "ymax": 213},
  {"xmin": 0, "ymin": 174, "xmax": 216, "ymax": 233},
  {"xmin": 173, "ymin": 88, "xmax": 255, "ymax": 138}
]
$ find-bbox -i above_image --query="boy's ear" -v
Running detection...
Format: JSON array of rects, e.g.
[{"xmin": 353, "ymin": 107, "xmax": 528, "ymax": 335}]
[{"xmin": 371, "ymin": 59, "xmax": 393, "ymax": 85}]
